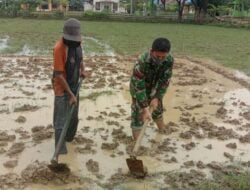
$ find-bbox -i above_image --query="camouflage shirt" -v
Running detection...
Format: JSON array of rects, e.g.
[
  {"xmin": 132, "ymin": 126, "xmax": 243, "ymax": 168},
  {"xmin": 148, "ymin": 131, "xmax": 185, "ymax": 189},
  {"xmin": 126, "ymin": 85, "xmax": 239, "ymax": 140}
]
[{"xmin": 130, "ymin": 51, "xmax": 174, "ymax": 108}]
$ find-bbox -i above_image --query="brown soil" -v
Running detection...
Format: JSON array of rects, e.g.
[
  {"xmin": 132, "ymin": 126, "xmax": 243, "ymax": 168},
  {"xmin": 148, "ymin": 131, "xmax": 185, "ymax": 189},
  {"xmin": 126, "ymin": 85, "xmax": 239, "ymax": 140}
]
[
  {"xmin": 86, "ymin": 159, "xmax": 99, "ymax": 173},
  {"xmin": 21, "ymin": 161, "xmax": 78, "ymax": 185},
  {"xmin": 7, "ymin": 142, "xmax": 25, "ymax": 157},
  {"xmin": 3, "ymin": 160, "xmax": 18, "ymax": 168},
  {"xmin": 15, "ymin": 116, "xmax": 26, "ymax": 123},
  {"xmin": 101, "ymin": 142, "xmax": 119, "ymax": 150}
]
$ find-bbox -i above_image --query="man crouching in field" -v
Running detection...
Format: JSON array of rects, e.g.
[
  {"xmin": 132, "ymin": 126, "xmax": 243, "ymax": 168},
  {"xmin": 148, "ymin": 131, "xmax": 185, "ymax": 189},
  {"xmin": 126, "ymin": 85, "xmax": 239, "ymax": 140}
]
[{"xmin": 130, "ymin": 37, "xmax": 174, "ymax": 140}]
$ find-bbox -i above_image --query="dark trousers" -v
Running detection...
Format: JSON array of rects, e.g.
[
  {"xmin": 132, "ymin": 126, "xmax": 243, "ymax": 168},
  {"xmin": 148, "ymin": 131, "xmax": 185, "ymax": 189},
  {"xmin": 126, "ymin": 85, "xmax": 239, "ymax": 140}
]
[{"xmin": 53, "ymin": 94, "xmax": 79, "ymax": 154}]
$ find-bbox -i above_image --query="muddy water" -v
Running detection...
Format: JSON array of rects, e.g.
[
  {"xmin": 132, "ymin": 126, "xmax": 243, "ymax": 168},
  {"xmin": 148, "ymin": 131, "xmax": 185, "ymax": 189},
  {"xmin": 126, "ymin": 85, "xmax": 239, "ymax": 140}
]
[
  {"xmin": 0, "ymin": 55, "xmax": 250, "ymax": 189},
  {"xmin": 0, "ymin": 36, "xmax": 9, "ymax": 52}
]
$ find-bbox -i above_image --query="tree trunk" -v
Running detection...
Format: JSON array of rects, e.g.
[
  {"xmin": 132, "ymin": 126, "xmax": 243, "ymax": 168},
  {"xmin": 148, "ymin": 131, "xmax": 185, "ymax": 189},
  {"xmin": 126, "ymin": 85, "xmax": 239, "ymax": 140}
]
[
  {"xmin": 48, "ymin": 0, "xmax": 52, "ymax": 11},
  {"xmin": 177, "ymin": 0, "xmax": 186, "ymax": 22}
]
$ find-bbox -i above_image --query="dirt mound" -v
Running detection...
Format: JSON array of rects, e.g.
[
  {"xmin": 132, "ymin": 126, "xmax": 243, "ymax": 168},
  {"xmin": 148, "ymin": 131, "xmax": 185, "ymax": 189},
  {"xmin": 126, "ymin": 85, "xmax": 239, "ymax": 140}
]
[
  {"xmin": 75, "ymin": 144, "xmax": 96, "ymax": 154},
  {"xmin": 164, "ymin": 169, "xmax": 206, "ymax": 189},
  {"xmin": 31, "ymin": 126, "xmax": 53, "ymax": 143},
  {"xmin": 21, "ymin": 161, "xmax": 79, "ymax": 185},
  {"xmin": 73, "ymin": 135, "xmax": 94, "ymax": 144},
  {"xmin": 15, "ymin": 116, "xmax": 26, "ymax": 123},
  {"xmin": 0, "ymin": 173, "xmax": 25, "ymax": 190},
  {"xmin": 3, "ymin": 160, "xmax": 18, "ymax": 168},
  {"xmin": 7, "ymin": 142, "xmax": 25, "ymax": 157},
  {"xmin": 14, "ymin": 104, "xmax": 40, "ymax": 112},
  {"xmin": 86, "ymin": 159, "xmax": 99, "ymax": 173},
  {"xmin": 0, "ymin": 131, "xmax": 16, "ymax": 142},
  {"xmin": 101, "ymin": 142, "xmax": 119, "ymax": 150}
]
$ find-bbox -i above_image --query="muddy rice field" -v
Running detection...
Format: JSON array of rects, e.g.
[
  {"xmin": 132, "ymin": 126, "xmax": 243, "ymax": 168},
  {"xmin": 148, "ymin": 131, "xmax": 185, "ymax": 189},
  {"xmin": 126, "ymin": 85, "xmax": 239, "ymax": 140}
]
[{"xmin": 0, "ymin": 55, "xmax": 250, "ymax": 190}]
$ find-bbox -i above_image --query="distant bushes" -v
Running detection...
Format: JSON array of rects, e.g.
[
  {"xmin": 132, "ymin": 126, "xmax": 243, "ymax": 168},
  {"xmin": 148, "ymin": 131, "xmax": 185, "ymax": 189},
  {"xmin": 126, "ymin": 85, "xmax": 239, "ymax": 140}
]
[
  {"xmin": 83, "ymin": 11, "xmax": 110, "ymax": 20},
  {"xmin": 0, "ymin": 10, "xmax": 249, "ymax": 29}
]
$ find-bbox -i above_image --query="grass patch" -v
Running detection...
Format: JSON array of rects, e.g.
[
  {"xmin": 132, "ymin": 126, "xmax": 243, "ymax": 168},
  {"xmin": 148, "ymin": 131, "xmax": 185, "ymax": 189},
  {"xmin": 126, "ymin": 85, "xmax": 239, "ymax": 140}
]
[
  {"xmin": 197, "ymin": 171, "xmax": 250, "ymax": 190},
  {"xmin": 0, "ymin": 18, "xmax": 249, "ymax": 73},
  {"xmin": 80, "ymin": 90, "xmax": 114, "ymax": 101}
]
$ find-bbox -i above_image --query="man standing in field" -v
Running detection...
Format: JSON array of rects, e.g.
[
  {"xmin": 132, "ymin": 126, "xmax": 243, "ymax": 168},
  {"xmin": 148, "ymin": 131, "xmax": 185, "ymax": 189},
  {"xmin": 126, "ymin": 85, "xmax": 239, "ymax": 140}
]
[
  {"xmin": 52, "ymin": 18, "xmax": 85, "ymax": 161},
  {"xmin": 130, "ymin": 37, "xmax": 174, "ymax": 140}
]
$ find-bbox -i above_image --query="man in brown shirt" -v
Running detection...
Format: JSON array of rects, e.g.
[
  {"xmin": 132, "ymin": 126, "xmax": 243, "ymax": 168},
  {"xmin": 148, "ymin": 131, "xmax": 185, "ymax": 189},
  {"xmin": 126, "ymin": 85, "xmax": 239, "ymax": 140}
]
[{"xmin": 52, "ymin": 18, "xmax": 85, "ymax": 161}]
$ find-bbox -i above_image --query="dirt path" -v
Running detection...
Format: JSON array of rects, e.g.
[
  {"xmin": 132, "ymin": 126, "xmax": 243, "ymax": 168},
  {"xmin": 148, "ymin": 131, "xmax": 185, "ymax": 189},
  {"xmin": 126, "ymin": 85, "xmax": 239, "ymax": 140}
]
[{"xmin": 0, "ymin": 55, "xmax": 250, "ymax": 190}]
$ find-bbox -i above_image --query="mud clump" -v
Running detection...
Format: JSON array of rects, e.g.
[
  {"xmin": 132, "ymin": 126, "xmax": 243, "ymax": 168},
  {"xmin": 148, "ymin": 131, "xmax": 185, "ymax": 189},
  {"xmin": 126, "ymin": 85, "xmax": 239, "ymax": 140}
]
[
  {"xmin": 0, "ymin": 148, "xmax": 6, "ymax": 154},
  {"xmin": 0, "ymin": 173, "xmax": 25, "ymax": 190},
  {"xmin": 216, "ymin": 106, "xmax": 227, "ymax": 119},
  {"xmin": 73, "ymin": 135, "xmax": 94, "ymax": 144},
  {"xmin": 106, "ymin": 120, "xmax": 120, "ymax": 127},
  {"xmin": 165, "ymin": 122, "xmax": 179, "ymax": 133},
  {"xmin": 106, "ymin": 169, "xmax": 130, "ymax": 188},
  {"xmin": 196, "ymin": 161, "xmax": 206, "ymax": 169},
  {"xmin": 208, "ymin": 127, "xmax": 239, "ymax": 140},
  {"xmin": 179, "ymin": 131, "xmax": 192, "ymax": 139},
  {"xmin": 3, "ymin": 160, "xmax": 18, "ymax": 168},
  {"xmin": 197, "ymin": 119, "xmax": 218, "ymax": 131},
  {"xmin": 112, "ymin": 127, "xmax": 131, "ymax": 144},
  {"xmin": 164, "ymin": 169, "xmax": 206, "ymax": 189},
  {"xmin": 241, "ymin": 111, "xmax": 250, "ymax": 121},
  {"xmin": 165, "ymin": 156, "xmax": 178, "ymax": 163},
  {"xmin": 183, "ymin": 160, "xmax": 195, "ymax": 168},
  {"xmin": 0, "ymin": 142, "xmax": 8, "ymax": 146},
  {"xmin": 182, "ymin": 142, "xmax": 196, "ymax": 150},
  {"xmin": 205, "ymin": 144, "xmax": 212, "ymax": 149},
  {"xmin": 207, "ymin": 161, "xmax": 222, "ymax": 170},
  {"xmin": 0, "ymin": 131, "xmax": 16, "ymax": 142},
  {"xmin": 14, "ymin": 104, "xmax": 39, "ymax": 112},
  {"xmin": 224, "ymin": 152, "xmax": 234, "ymax": 161},
  {"xmin": 108, "ymin": 112, "xmax": 121, "ymax": 118},
  {"xmin": 159, "ymin": 125, "xmax": 177, "ymax": 135},
  {"xmin": 21, "ymin": 161, "xmax": 78, "ymax": 185},
  {"xmin": 226, "ymin": 142, "xmax": 237, "ymax": 149},
  {"xmin": 31, "ymin": 126, "xmax": 45, "ymax": 133},
  {"xmin": 15, "ymin": 128, "xmax": 30, "ymax": 140},
  {"xmin": 158, "ymin": 139, "xmax": 177, "ymax": 153},
  {"xmin": 86, "ymin": 159, "xmax": 99, "ymax": 173},
  {"xmin": 239, "ymin": 133, "xmax": 250, "ymax": 143},
  {"xmin": 15, "ymin": 116, "xmax": 26, "ymax": 123},
  {"xmin": 75, "ymin": 144, "xmax": 96, "ymax": 154},
  {"xmin": 86, "ymin": 116, "xmax": 94, "ymax": 120},
  {"xmin": 224, "ymin": 119, "xmax": 241, "ymax": 125},
  {"xmin": 7, "ymin": 142, "xmax": 25, "ymax": 157},
  {"xmin": 31, "ymin": 126, "xmax": 53, "ymax": 143},
  {"xmin": 101, "ymin": 142, "xmax": 119, "ymax": 150},
  {"xmin": 185, "ymin": 104, "xmax": 203, "ymax": 110},
  {"xmin": 177, "ymin": 78, "xmax": 207, "ymax": 86}
]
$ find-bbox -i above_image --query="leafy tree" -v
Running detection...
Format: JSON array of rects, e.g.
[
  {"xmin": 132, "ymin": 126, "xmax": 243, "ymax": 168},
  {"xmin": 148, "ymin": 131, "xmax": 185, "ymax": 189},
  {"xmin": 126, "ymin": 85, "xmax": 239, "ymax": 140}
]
[
  {"xmin": 69, "ymin": 0, "xmax": 84, "ymax": 11},
  {"xmin": 191, "ymin": 0, "xmax": 209, "ymax": 22},
  {"xmin": 20, "ymin": 0, "xmax": 42, "ymax": 10}
]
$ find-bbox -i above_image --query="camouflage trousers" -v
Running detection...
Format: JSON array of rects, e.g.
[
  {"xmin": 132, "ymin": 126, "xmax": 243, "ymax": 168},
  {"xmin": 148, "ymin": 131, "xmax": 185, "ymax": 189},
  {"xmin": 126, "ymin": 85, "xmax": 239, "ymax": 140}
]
[{"xmin": 131, "ymin": 98, "xmax": 164, "ymax": 131}]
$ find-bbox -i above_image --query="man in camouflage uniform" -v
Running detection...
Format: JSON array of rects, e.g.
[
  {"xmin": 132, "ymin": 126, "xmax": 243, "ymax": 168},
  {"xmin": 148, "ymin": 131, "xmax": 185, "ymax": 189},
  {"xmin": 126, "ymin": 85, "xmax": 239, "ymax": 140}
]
[{"xmin": 130, "ymin": 38, "xmax": 174, "ymax": 140}]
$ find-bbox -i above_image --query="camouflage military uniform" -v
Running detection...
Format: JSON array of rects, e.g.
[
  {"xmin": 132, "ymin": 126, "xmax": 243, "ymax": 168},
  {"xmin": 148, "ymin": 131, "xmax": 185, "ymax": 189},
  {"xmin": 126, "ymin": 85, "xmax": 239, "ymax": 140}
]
[{"xmin": 130, "ymin": 51, "xmax": 174, "ymax": 130}]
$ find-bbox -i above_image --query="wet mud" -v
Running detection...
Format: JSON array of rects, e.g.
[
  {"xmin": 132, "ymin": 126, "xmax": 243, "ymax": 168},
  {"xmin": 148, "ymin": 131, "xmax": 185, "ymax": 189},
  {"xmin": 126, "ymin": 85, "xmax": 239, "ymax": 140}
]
[{"xmin": 0, "ymin": 55, "xmax": 250, "ymax": 189}]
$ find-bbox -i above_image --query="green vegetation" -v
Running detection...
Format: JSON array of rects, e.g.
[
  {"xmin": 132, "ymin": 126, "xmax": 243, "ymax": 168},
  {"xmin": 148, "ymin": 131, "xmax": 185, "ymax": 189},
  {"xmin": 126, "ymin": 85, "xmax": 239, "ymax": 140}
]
[
  {"xmin": 0, "ymin": 18, "xmax": 249, "ymax": 73},
  {"xmin": 197, "ymin": 171, "xmax": 250, "ymax": 190}
]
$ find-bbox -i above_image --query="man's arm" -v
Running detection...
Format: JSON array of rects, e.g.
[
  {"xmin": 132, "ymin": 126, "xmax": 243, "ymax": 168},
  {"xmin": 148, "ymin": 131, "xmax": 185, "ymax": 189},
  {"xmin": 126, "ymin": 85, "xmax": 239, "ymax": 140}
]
[
  {"xmin": 131, "ymin": 62, "xmax": 148, "ymax": 108},
  {"xmin": 80, "ymin": 59, "xmax": 85, "ymax": 79},
  {"xmin": 131, "ymin": 59, "xmax": 152, "ymax": 122},
  {"xmin": 54, "ymin": 72, "xmax": 77, "ymax": 105}
]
